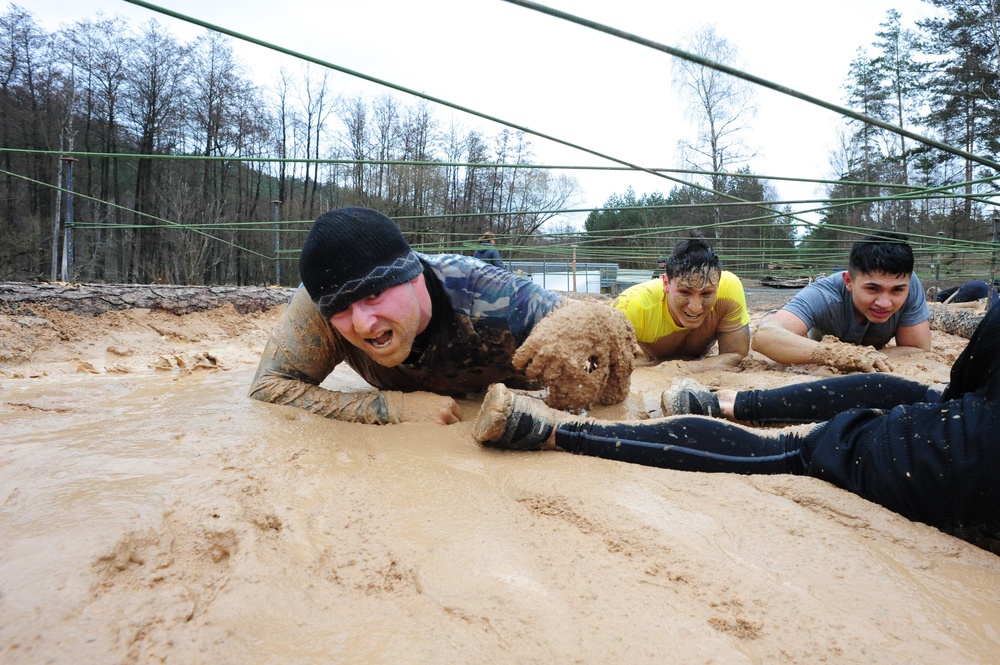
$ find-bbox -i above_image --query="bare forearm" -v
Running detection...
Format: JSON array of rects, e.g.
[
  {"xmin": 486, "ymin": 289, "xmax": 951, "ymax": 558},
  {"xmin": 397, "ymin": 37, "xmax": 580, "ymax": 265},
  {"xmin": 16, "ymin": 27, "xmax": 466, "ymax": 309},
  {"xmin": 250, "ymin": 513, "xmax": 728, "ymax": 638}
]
[{"xmin": 751, "ymin": 325, "xmax": 819, "ymax": 365}]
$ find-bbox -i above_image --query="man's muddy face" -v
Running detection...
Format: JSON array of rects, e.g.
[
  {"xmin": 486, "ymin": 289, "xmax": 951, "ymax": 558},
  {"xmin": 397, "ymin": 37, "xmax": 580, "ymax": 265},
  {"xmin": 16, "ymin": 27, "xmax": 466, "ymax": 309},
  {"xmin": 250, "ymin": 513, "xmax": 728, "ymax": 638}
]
[
  {"xmin": 328, "ymin": 276, "xmax": 430, "ymax": 366},
  {"xmin": 663, "ymin": 268, "xmax": 721, "ymax": 329}
]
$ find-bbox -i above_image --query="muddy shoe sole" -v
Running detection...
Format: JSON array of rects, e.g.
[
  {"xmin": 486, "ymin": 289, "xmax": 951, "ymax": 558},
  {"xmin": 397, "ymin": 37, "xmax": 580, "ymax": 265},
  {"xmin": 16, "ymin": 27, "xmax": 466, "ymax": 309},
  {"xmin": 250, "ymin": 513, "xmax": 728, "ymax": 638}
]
[
  {"xmin": 660, "ymin": 378, "xmax": 721, "ymax": 417},
  {"xmin": 474, "ymin": 383, "xmax": 554, "ymax": 451}
]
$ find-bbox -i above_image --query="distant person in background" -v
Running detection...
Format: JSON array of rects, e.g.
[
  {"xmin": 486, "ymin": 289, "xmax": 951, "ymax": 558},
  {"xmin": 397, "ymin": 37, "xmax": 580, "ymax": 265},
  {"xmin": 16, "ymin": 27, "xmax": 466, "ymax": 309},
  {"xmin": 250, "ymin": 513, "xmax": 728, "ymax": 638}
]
[
  {"xmin": 752, "ymin": 232, "xmax": 930, "ymax": 374},
  {"xmin": 653, "ymin": 256, "xmax": 667, "ymax": 278},
  {"xmin": 934, "ymin": 280, "xmax": 999, "ymax": 306},
  {"xmin": 473, "ymin": 231, "xmax": 505, "ymax": 269},
  {"xmin": 612, "ymin": 235, "xmax": 750, "ymax": 371}
]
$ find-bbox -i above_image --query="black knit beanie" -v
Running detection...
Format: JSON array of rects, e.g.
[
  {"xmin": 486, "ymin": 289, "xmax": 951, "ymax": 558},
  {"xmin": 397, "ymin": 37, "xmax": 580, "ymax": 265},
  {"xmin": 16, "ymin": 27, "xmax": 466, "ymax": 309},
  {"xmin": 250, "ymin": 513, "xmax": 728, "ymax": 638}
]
[{"xmin": 299, "ymin": 207, "xmax": 422, "ymax": 318}]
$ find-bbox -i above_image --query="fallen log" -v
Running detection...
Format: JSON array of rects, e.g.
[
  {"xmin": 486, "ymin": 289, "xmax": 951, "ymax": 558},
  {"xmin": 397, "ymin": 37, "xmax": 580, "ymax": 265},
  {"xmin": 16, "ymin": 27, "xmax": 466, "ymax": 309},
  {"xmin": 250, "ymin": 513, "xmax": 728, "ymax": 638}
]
[
  {"xmin": 758, "ymin": 275, "xmax": 810, "ymax": 289},
  {"xmin": 927, "ymin": 302, "xmax": 988, "ymax": 339},
  {"xmin": 0, "ymin": 282, "xmax": 297, "ymax": 317}
]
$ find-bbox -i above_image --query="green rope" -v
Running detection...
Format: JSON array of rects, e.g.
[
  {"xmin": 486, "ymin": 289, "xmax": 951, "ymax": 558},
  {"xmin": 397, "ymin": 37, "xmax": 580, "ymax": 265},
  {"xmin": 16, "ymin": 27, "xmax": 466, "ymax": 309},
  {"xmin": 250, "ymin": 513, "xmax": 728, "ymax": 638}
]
[
  {"xmin": 0, "ymin": 167, "xmax": 272, "ymax": 259},
  {"xmin": 0, "ymin": 147, "xmax": 946, "ymax": 192},
  {"xmin": 13, "ymin": 148, "xmax": 985, "ymax": 218},
  {"xmin": 16, "ymin": 146, "xmax": 997, "ymax": 212}
]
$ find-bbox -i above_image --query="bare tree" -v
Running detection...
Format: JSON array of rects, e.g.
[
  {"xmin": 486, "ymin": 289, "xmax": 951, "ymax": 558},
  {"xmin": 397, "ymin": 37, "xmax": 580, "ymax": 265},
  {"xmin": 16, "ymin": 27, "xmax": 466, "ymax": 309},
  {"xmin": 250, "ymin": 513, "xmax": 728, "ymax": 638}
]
[
  {"xmin": 295, "ymin": 64, "xmax": 332, "ymax": 216},
  {"xmin": 461, "ymin": 129, "xmax": 488, "ymax": 231},
  {"xmin": 339, "ymin": 94, "xmax": 369, "ymax": 197},
  {"xmin": 189, "ymin": 31, "xmax": 246, "ymax": 198},
  {"xmin": 271, "ymin": 68, "xmax": 295, "ymax": 207},
  {"xmin": 672, "ymin": 25, "xmax": 758, "ymax": 228},
  {"xmin": 500, "ymin": 169, "xmax": 580, "ymax": 241},
  {"xmin": 0, "ymin": 4, "xmax": 64, "ymax": 279},
  {"xmin": 123, "ymin": 19, "xmax": 188, "ymax": 280},
  {"xmin": 62, "ymin": 14, "xmax": 130, "ymax": 242},
  {"xmin": 371, "ymin": 93, "xmax": 399, "ymax": 202},
  {"xmin": 398, "ymin": 100, "xmax": 438, "ymax": 215}
]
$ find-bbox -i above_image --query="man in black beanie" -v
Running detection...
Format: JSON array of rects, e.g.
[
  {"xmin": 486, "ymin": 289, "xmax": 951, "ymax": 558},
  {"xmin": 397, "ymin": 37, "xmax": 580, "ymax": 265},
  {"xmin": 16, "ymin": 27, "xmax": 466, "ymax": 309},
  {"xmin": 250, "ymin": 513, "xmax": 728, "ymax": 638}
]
[{"xmin": 250, "ymin": 207, "xmax": 637, "ymax": 425}]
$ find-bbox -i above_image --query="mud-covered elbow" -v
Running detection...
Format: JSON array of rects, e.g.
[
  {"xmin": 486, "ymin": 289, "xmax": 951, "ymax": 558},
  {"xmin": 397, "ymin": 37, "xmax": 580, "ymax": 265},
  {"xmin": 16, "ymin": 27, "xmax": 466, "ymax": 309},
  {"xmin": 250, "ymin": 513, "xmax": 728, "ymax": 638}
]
[
  {"xmin": 247, "ymin": 366, "xmax": 296, "ymax": 405},
  {"xmin": 248, "ymin": 380, "xmax": 271, "ymax": 403},
  {"xmin": 248, "ymin": 375, "xmax": 278, "ymax": 404},
  {"xmin": 749, "ymin": 334, "xmax": 767, "ymax": 354}
]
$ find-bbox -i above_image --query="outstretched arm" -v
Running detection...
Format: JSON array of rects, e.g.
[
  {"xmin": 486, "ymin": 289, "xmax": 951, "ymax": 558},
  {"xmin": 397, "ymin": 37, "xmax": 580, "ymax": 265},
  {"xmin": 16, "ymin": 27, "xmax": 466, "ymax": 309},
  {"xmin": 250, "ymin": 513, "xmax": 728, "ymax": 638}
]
[
  {"xmin": 752, "ymin": 309, "xmax": 893, "ymax": 372},
  {"xmin": 653, "ymin": 325, "xmax": 751, "ymax": 374}
]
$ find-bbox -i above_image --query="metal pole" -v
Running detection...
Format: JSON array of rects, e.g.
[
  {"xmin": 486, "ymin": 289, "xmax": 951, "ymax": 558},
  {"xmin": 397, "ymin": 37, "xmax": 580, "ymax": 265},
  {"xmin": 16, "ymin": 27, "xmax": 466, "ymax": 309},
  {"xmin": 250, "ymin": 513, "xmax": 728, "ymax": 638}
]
[
  {"xmin": 272, "ymin": 200, "xmax": 282, "ymax": 285},
  {"xmin": 571, "ymin": 244, "xmax": 578, "ymax": 292},
  {"xmin": 51, "ymin": 157, "xmax": 64, "ymax": 282},
  {"xmin": 60, "ymin": 157, "xmax": 78, "ymax": 282}
]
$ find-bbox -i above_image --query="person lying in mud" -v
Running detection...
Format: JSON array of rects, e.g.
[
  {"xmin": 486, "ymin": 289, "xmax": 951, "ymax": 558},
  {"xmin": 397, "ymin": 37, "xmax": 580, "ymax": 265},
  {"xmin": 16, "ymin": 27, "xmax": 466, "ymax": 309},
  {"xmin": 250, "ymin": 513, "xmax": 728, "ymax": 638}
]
[
  {"xmin": 752, "ymin": 232, "xmax": 931, "ymax": 373},
  {"xmin": 933, "ymin": 279, "xmax": 999, "ymax": 306},
  {"xmin": 612, "ymin": 235, "xmax": 750, "ymax": 371},
  {"xmin": 473, "ymin": 295, "xmax": 1000, "ymax": 545},
  {"xmin": 249, "ymin": 206, "xmax": 636, "ymax": 425}
]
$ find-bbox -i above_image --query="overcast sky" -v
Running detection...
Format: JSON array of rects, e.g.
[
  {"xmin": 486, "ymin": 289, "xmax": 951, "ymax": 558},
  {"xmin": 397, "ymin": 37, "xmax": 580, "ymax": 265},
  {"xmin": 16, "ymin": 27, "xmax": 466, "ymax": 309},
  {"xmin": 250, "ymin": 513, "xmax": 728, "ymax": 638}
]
[{"xmin": 30, "ymin": 0, "xmax": 938, "ymax": 227}]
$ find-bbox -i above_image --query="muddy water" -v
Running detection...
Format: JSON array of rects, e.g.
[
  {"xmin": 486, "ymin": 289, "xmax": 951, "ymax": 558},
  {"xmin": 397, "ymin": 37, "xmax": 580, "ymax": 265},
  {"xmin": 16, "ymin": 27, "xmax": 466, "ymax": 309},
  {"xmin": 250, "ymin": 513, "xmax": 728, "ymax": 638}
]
[{"xmin": 2, "ymin": 366, "xmax": 1000, "ymax": 663}]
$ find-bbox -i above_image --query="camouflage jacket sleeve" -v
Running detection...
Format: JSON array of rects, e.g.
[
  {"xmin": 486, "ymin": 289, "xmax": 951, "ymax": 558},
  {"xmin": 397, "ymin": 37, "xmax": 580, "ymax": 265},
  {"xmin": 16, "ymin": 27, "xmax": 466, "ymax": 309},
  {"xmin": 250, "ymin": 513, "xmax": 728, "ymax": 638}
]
[{"xmin": 247, "ymin": 286, "xmax": 400, "ymax": 424}]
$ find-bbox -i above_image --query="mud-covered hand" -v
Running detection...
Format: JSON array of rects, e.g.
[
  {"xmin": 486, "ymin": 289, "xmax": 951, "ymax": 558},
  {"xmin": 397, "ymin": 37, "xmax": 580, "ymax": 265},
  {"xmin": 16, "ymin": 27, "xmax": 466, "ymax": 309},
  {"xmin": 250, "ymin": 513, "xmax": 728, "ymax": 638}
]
[
  {"xmin": 385, "ymin": 391, "xmax": 463, "ymax": 424},
  {"xmin": 810, "ymin": 336, "xmax": 894, "ymax": 373},
  {"xmin": 512, "ymin": 300, "xmax": 637, "ymax": 411}
]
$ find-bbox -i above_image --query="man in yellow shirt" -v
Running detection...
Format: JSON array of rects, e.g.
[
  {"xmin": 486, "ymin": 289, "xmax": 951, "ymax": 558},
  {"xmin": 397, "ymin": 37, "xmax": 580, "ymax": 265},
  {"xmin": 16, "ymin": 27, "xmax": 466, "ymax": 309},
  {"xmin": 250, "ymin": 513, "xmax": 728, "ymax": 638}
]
[{"xmin": 613, "ymin": 237, "xmax": 750, "ymax": 370}]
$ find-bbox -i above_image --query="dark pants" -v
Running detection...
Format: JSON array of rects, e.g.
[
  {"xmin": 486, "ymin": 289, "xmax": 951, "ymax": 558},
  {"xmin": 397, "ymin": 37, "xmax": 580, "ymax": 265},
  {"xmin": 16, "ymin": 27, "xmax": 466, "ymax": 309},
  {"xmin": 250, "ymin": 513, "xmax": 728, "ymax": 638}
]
[
  {"xmin": 733, "ymin": 375, "xmax": 942, "ymax": 424},
  {"xmin": 554, "ymin": 305, "xmax": 1000, "ymax": 532},
  {"xmin": 556, "ymin": 417, "xmax": 808, "ymax": 475}
]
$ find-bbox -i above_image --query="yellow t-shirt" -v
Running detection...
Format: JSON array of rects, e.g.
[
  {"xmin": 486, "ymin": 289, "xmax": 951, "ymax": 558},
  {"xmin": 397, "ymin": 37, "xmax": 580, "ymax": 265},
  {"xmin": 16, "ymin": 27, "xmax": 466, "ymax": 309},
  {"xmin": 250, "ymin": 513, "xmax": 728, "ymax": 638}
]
[{"xmin": 612, "ymin": 271, "xmax": 750, "ymax": 359}]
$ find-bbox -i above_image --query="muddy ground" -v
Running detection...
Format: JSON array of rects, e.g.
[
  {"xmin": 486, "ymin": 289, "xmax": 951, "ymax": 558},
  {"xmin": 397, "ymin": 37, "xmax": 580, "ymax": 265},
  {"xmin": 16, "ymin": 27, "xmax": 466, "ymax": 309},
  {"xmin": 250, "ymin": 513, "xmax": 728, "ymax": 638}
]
[{"xmin": 1, "ymin": 283, "xmax": 997, "ymax": 664}]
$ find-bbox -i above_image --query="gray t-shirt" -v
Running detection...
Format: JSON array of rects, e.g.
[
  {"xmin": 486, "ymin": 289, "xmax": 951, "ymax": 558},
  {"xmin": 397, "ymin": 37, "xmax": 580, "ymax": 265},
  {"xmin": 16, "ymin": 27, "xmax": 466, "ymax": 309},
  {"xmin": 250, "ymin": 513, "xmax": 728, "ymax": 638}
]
[{"xmin": 782, "ymin": 271, "xmax": 929, "ymax": 348}]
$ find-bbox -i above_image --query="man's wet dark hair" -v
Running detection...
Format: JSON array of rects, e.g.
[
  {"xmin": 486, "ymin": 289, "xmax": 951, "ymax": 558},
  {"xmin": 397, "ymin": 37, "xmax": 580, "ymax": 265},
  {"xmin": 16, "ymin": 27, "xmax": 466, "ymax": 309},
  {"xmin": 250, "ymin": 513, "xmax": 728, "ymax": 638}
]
[
  {"xmin": 848, "ymin": 231, "xmax": 914, "ymax": 277},
  {"xmin": 664, "ymin": 234, "xmax": 721, "ymax": 280}
]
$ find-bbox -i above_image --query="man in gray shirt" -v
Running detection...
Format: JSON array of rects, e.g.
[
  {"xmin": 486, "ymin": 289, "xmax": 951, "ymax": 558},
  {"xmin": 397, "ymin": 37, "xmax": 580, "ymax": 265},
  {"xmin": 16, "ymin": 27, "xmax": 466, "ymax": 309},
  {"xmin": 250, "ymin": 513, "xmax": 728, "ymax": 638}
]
[{"xmin": 752, "ymin": 232, "xmax": 931, "ymax": 373}]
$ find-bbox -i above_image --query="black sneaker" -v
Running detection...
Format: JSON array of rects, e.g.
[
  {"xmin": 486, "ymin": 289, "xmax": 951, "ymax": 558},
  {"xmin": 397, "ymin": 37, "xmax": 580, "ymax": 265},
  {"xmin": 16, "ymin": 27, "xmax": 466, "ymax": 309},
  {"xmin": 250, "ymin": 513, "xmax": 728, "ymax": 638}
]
[
  {"xmin": 660, "ymin": 378, "xmax": 721, "ymax": 417},
  {"xmin": 474, "ymin": 383, "xmax": 555, "ymax": 451}
]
